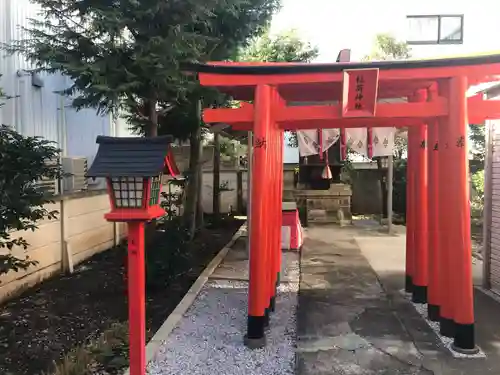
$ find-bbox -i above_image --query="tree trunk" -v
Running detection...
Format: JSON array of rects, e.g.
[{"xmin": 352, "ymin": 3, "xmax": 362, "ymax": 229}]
[
  {"xmin": 376, "ymin": 157, "xmax": 388, "ymax": 218},
  {"xmin": 213, "ymin": 132, "xmax": 221, "ymax": 220},
  {"xmin": 196, "ymin": 134, "xmax": 204, "ymax": 229},
  {"xmin": 183, "ymin": 100, "xmax": 203, "ymax": 239},
  {"xmin": 146, "ymin": 98, "xmax": 158, "ymax": 137},
  {"xmin": 236, "ymin": 170, "xmax": 243, "ymax": 214},
  {"xmin": 145, "ymin": 97, "xmax": 158, "ymax": 227},
  {"xmin": 183, "ymin": 130, "xmax": 201, "ymax": 239}
]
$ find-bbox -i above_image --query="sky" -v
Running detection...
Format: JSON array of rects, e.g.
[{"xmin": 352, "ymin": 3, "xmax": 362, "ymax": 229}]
[{"xmin": 276, "ymin": 0, "xmax": 500, "ymax": 162}]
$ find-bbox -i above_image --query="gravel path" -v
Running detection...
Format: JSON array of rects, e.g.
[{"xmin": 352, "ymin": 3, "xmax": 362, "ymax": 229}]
[{"xmin": 148, "ymin": 271, "xmax": 299, "ymax": 375}]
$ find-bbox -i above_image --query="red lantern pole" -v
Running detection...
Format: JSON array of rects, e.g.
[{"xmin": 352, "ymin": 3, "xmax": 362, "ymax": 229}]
[{"xmin": 127, "ymin": 221, "xmax": 146, "ymax": 375}]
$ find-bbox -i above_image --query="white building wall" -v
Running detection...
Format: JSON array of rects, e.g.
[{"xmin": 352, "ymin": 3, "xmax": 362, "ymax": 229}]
[
  {"xmin": 0, "ymin": 0, "xmax": 136, "ymax": 161},
  {"xmin": 0, "ymin": 0, "xmax": 61, "ymax": 144}
]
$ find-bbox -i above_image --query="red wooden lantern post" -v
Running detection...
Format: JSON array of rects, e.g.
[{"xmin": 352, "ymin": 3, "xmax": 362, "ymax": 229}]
[{"xmin": 87, "ymin": 135, "xmax": 176, "ymax": 375}]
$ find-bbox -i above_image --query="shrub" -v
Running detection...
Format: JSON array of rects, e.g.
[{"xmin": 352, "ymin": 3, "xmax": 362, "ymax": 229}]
[
  {"xmin": 0, "ymin": 125, "xmax": 61, "ymax": 276},
  {"xmin": 472, "ymin": 169, "xmax": 484, "ymax": 202},
  {"xmin": 145, "ymin": 218, "xmax": 193, "ymax": 290}
]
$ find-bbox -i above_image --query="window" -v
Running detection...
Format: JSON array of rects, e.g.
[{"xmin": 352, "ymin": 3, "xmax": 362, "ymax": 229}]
[
  {"xmin": 439, "ymin": 16, "xmax": 463, "ymax": 43},
  {"xmin": 406, "ymin": 15, "xmax": 464, "ymax": 45}
]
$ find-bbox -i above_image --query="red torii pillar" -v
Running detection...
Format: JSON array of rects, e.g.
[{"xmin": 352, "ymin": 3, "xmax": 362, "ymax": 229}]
[
  {"xmin": 274, "ymin": 93, "xmax": 285, "ymax": 307},
  {"xmin": 245, "ymin": 84, "xmax": 271, "ymax": 347},
  {"xmin": 245, "ymin": 84, "xmax": 283, "ymax": 348},
  {"xmin": 446, "ymin": 76, "xmax": 477, "ymax": 353},
  {"xmin": 269, "ymin": 96, "xmax": 284, "ymax": 314},
  {"xmin": 427, "ymin": 85, "xmax": 441, "ymax": 322},
  {"xmin": 437, "ymin": 81, "xmax": 456, "ymax": 338},
  {"xmin": 405, "ymin": 122, "xmax": 416, "ymax": 293},
  {"xmin": 409, "ymin": 90, "xmax": 429, "ymax": 304}
]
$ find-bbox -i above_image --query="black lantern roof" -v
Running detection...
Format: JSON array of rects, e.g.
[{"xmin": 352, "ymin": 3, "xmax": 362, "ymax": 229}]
[{"xmin": 87, "ymin": 135, "xmax": 173, "ymax": 178}]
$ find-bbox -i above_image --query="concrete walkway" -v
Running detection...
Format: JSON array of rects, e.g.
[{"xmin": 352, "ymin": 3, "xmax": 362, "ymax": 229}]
[{"xmin": 297, "ymin": 222, "xmax": 500, "ymax": 375}]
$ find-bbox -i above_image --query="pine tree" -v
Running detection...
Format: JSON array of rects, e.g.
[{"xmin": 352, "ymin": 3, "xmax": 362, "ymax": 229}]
[
  {"xmin": 4, "ymin": 0, "xmax": 280, "ymax": 136},
  {"xmin": 4, "ymin": 0, "xmax": 280, "ymax": 237}
]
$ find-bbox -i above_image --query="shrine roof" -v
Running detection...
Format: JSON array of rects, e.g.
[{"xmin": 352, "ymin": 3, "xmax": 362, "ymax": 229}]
[
  {"xmin": 87, "ymin": 135, "xmax": 174, "ymax": 178},
  {"xmin": 186, "ymin": 53, "xmax": 500, "ymax": 102}
]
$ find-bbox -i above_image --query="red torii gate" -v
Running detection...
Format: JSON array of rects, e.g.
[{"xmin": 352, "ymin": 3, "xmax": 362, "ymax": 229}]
[{"xmin": 187, "ymin": 53, "xmax": 500, "ymax": 354}]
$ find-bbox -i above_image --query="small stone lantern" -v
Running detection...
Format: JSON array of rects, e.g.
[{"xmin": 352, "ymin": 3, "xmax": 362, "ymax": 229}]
[{"xmin": 87, "ymin": 135, "xmax": 177, "ymax": 375}]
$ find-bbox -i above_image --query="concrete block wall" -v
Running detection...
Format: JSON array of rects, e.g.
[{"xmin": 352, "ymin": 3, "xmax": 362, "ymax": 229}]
[{"xmin": 0, "ymin": 191, "xmax": 126, "ymax": 303}]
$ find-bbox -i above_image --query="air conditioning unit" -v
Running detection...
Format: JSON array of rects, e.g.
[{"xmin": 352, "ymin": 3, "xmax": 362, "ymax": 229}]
[
  {"xmin": 87, "ymin": 175, "xmax": 107, "ymax": 190},
  {"xmin": 62, "ymin": 157, "xmax": 88, "ymax": 192},
  {"xmin": 35, "ymin": 177, "xmax": 58, "ymax": 195},
  {"xmin": 34, "ymin": 158, "xmax": 59, "ymax": 196}
]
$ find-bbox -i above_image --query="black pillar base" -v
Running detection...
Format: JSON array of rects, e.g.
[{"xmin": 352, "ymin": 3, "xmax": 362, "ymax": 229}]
[
  {"xmin": 411, "ymin": 285, "xmax": 427, "ymax": 304},
  {"xmin": 452, "ymin": 323, "xmax": 479, "ymax": 355},
  {"xmin": 405, "ymin": 275, "xmax": 413, "ymax": 293},
  {"xmin": 439, "ymin": 317, "xmax": 455, "ymax": 338},
  {"xmin": 427, "ymin": 304, "xmax": 440, "ymax": 322},
  {"xmin": 245, "ymin": 315, "xmax": 266, "ymax": 349},
  {"xmin": 270, "ymin": 295, "xmax": 276, "ymax": 313}
]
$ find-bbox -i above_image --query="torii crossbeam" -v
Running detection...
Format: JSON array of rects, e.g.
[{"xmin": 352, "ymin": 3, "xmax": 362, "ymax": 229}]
[{"xmin": 186, "ymin": 52, "xmax": 500, "ymax": 354}]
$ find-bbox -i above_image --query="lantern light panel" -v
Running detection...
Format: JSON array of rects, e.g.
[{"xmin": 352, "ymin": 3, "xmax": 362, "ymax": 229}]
[
  {"xmin": 111, "ymin": 177, "xmax": 145, "ymax": 208},
  {"xmin": 149, "ymin": 175, "xmax": 162, "ymax": 206}
]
